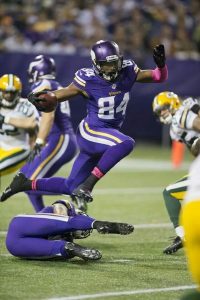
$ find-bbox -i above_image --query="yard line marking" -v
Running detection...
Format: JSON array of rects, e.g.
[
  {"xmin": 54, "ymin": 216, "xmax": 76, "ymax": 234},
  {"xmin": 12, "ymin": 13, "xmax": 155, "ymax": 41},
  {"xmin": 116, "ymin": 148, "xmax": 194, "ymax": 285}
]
[
  {"xmin": 46, "ymin": 285, "xmax": 196, "ymax": 300},
  {"xmin": 2, "ymin": 187, "xmax": 163, "ymax": 199},
  {"xmin": 0, "ymin": 223, "xmax": 172, "ymax": 237},
  {"xmin": 94, "ymin": 187, "xmax": 162, "ymax": 195}
]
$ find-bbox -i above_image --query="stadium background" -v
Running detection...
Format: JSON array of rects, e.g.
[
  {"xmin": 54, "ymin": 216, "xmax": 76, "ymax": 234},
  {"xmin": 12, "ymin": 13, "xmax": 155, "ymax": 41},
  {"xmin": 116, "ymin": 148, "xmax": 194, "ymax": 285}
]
[
  {"xmin": 0, "ymin": 0, "xmax": 200, "ymax": 143},
  {"xmin": 1, "ymin": 1, "xmax": 200, "ymax": 300}
]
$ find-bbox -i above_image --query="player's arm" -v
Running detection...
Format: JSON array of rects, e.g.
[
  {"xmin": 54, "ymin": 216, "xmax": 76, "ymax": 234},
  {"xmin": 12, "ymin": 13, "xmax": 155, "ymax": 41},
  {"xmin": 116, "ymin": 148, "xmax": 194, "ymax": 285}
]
[
  {"xmin": 136, "ymin": 44, "xmax": 168, "ymax": 83},
  {"xmin": 27, "ymin": 111, "xmax": 55, "ymax": 162},
  {"xmin": 28, "ymin": 83, "xmax": 87, "ymax": 112},
  {"xmin": 1, "ymin": 114, "xmax": 37, "ymax": 130},
  {"xmin": 53, "ymin": 83, "xmax": 87, "ymax": 102}
]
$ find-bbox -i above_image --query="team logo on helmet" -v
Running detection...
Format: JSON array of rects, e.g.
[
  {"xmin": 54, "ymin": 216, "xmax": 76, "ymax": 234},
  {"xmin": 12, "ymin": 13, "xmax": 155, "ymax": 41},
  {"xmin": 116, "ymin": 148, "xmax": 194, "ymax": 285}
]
[
  {"xmin": 28, "ymin": 55, "xmax": 56, "ymax": 83},
  {"xmin": 91, "ymin": 40, "xmax": 123, "ymax": 82},
  {"xmin": 153, "ymin": 91, "xmax": 181, "ymax": 124}
]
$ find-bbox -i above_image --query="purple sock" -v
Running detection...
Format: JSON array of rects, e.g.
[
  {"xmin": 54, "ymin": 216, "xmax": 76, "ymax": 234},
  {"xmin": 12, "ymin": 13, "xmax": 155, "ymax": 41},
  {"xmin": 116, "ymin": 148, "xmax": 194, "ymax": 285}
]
[
  {"xmin": 97, "ymin": 139, "xmax": 135, "ymax": 174},
  {"xmin": 35, "ymin": 177, "xmax": 70, "ymax": 194},
  {"xmin": 26, "ymin": 193, "xmax": 45, "ymax": 212}
]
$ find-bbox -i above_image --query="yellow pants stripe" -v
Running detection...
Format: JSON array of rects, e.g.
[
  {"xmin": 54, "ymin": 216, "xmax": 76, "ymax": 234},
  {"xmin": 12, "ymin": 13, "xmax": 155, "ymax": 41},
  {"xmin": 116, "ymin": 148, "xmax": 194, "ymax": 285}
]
[
  {"xmin": 30, "ymin": 135, "xmax": 64, "ymax": 180},
  {"xmin": 84, "ymin": 122, "xmax": 122, "ymax": 143}
]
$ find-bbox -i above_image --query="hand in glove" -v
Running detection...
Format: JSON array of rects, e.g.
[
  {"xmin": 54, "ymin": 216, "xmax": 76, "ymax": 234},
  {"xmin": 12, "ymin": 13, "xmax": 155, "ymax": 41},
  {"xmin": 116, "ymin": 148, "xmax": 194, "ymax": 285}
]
[
  {"xmin": 27, "ymin": 139, "xmax": 44, "ymax": 162},
  {"xmin": 153, "ymin": 44, "xmax": 166, "ymax": 68}
]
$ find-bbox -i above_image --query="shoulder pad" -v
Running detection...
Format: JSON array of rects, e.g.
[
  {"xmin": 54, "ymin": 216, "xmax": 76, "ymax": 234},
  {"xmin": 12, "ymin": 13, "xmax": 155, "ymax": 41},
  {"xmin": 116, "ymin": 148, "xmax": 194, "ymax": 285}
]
[
  {"xmin": 122, "ymin": 59, "xmax": 139, "ymax": 73},
  {"xmin": 31, "ymin": 79, "xmax": 52, "ymax": 93},
  {"xmin": 74, "ymin": 68, "xmax": 95, "ymax": 88}
]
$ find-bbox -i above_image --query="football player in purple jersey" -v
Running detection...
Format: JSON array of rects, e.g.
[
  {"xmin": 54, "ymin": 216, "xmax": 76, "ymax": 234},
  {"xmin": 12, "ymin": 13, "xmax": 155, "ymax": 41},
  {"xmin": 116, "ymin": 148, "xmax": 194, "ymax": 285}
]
[
  {"xmin": 6, "ymin": 199, "xmax": 133, "ymax": 261},
  {"xmin": 1, "ymin": 41, "xmax": 168, "ymax": 212},
  {"xmin": 20, "ymin": 55, "xmax": 77, "ymax": 211}
]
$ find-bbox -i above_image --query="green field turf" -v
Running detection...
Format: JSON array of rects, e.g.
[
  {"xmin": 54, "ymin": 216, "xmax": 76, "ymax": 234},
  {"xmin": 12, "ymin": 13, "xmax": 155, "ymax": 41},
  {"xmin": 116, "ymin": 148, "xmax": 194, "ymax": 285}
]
[{"xmin": 0, "ymin": 144, "xmax": 196, "ymax": 300}]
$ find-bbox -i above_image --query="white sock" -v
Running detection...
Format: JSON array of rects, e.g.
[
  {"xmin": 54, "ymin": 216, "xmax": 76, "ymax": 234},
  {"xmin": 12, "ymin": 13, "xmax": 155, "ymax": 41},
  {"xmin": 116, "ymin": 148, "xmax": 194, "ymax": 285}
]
[{"xmin": 175, "ymin": 226, "xmax": 185, "ymax": 239}]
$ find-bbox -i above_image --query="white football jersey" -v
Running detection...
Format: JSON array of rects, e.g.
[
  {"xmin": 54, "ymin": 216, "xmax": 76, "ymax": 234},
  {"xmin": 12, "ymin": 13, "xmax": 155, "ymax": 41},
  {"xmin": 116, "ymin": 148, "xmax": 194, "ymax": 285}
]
[
  {"xmin": 0, "ymin": 98, "xmax": 39, "ymax": 150},
  {"xmin": 170, "ymin": 97, "xmax": 200, "ymax": 148}
]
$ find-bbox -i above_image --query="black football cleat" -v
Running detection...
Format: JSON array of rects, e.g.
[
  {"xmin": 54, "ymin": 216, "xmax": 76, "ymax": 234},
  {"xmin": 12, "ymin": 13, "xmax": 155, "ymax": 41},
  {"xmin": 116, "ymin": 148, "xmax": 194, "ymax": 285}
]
[
  {"xmin": 71, "ymin": 185, "xmax": 93, "ymax": 212},
  {"xmin": 93, "ymin": 221, "xmax": 134, "ymax": 235},
  {"xmin": 64, "ymin": 242, "xmax": 102, "ymax": 261},
  {"xmin": 0, "ymin": 172, "xmax": 32, "ymax": 202},
  {"xmin": 163, "ymin": 236, "xmax": 183, "ymax": 254}
]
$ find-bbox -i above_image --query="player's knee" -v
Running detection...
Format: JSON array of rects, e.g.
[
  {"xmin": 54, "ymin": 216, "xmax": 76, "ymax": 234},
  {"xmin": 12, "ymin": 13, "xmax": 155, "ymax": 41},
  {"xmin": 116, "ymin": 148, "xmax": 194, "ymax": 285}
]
[
  {"xmin": 6, "ymin": 234, "xmax": 18, "ymax": 256},
  {"xmin": 123, "ymin": 138, "xmax": 135, "ymax": 154}
]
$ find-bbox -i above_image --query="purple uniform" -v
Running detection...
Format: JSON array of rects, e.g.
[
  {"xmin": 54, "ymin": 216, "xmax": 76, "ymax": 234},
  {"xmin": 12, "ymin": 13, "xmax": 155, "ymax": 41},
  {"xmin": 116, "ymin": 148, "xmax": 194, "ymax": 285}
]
[
  {"xmin": 21, "ymin": 78, "xmax": 77, "ymax": 211},
  {"xmin": 73, "ymin": 60, "xmax": 138, "ymax": 129},
  {"xmin": 35, "ymin": 60, "xmax": 137, "ymax": 195},
  {"xmin": 6, "ymin": 205, "xmax": 94, "ymax": 259}
]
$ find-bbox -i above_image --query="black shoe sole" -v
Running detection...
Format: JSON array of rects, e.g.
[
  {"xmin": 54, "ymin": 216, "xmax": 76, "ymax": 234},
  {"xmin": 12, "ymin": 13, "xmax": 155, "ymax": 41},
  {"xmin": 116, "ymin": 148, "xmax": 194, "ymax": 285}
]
[
  {"xmin": 65, "ymin": 242, "xmax": 102, "ymax": 261},
  {"xmin": 94, "ymin": 221, "xmax": 134, "ymax": 235}
]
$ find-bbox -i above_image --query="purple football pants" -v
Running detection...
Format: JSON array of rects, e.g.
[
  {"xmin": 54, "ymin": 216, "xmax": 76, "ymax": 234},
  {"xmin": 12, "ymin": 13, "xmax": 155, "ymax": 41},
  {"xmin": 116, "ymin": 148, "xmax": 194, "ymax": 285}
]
[
  {"xmin": 6, "ymin": 213, "xmax": 94, "ymax": 259},
  {"xmin": 34, "ymin": 120, "xmax": 135, "ymax": 195},
  {"xmin": 21, "ymin": 132, "xmax": 77, "ymax": 211}
]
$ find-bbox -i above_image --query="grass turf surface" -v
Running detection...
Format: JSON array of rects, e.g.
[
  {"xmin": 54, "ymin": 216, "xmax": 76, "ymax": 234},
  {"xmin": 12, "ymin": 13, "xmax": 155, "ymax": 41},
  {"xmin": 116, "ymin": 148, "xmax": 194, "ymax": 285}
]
[{"xmin": 0, "ymin": 144, "xmax": 195, "ymax": 300}]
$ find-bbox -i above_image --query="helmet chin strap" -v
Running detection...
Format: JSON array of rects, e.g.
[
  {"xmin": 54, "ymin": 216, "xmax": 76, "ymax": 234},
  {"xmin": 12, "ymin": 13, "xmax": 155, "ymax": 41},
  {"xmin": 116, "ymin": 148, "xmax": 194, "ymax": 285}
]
[{"xmin": 160, "ymin": 114, "xmax": 173, "ymax": 124}]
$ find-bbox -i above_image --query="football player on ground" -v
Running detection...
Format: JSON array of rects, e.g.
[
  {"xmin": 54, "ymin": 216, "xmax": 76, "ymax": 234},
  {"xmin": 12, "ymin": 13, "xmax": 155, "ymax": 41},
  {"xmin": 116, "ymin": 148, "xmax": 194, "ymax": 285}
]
[
  {"xmin": 19, "ymin": 55, "xmax": 77, "ymax": 212},
  {"xmin": 0, "ymin": 74, "xmax": 39, "ymax": 176},
  {"xmin": 180, "ymin": 154, "xmax": 200, "ymax": 300},
  {"xmin": 0, "ymin": 40, "xmax": 168, "ymax": 212},
  {"xmin": 152, "ymin": 91, "xmax": 200, "ymax": 254},
  {"xmin": 6, "ymin": 199, "xmax": 134, "ymax": 261}
]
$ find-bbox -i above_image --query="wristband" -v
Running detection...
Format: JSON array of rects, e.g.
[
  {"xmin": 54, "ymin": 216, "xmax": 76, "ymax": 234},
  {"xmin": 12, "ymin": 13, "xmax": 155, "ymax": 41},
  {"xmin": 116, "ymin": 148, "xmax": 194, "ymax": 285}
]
[
  {"xmin": 35, "ymin": 138, "xmax": 44, "ymax": 145},
  {"xmin": 151, "ymin": 65, "xmax": 168, "ymax": 83}
]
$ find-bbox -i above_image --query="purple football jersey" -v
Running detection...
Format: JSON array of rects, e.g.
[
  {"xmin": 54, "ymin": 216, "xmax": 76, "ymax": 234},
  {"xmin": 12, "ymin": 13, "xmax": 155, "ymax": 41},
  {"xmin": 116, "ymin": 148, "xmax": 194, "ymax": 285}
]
[
  {"xmin": 31, "ymin": 79, "xmax": 73, "ymax": 134},
  {"xmin": 73, "ymin": 60, "xmax": 139, "ymax": 129}
]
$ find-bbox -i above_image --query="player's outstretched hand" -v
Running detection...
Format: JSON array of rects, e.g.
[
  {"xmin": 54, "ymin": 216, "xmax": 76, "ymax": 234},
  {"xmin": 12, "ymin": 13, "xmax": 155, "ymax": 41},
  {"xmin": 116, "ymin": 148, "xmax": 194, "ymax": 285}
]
[
  {"xmin": 153, "ymin": 44, "xmax": 166, "ymax": 68},
  {"xmin": 28, "ymin": 91, "xmax": 48, "ymax": 111},
  {"xmin": 28, "ymin": 91, "xmax": 58, "ymax": 112}
]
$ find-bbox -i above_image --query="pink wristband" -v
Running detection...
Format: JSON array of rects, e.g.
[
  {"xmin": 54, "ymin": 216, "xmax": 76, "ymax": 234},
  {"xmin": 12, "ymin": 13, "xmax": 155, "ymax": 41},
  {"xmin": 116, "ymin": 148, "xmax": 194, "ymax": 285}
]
[{"xmin": 151, "ymin": 65, "xmax": 168, "ymax": 82}]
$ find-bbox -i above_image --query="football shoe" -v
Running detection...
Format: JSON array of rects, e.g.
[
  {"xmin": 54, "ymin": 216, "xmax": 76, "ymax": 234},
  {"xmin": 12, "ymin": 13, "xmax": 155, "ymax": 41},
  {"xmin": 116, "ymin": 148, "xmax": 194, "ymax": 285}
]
[
  {"xmin": 64, "ymin": 242, "xmax": 102, "ymax": 261},
  {"xmin": 93, "ymin": 221, "xmax": 134, "ymax": 235},
  {"xmin": 0, "ymin": 172, "xmax": 32, "ymax": 202},
  {"xmin": 163, "ymin": 236, "xmax": 183, "ymax": 254},
  {"xmin": 71, "ymin": 185, "xmax": 93, "ymax": 212}
]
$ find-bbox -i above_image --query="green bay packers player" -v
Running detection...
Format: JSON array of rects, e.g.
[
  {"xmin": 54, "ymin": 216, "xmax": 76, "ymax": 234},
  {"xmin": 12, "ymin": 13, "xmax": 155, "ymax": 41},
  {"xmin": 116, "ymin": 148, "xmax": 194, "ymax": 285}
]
[
  {"xmin": 0, "ymin": 74, "xmax": 39, "ymax": 176},
  {"xmin": 180, "ymin": 154, "xmax": 200, "ymax": 300},
  {"xmin": 152, "ymin": 91, "xmax": 200, "ymax": 254}
]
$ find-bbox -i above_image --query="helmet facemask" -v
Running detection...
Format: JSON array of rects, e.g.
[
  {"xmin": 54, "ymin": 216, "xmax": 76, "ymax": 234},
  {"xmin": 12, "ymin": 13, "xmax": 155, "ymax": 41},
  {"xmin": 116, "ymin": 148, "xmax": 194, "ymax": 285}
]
[
  {"xmin": 0, "ymin": 74, "xmax": 22, "ymax": 108},
  {"xmin": 91, "ymin": 40, "xmax": 123, "ymax": 82},
  {"xmin": 153, "ymin": 92, "xmax": 181, "ymax": 125}
]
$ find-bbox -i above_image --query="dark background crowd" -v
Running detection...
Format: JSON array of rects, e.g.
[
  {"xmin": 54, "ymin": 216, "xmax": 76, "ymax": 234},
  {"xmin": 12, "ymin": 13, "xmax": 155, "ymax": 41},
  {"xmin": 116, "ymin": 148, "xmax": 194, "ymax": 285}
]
[
  {"xmin": 0, "ymin": 0, "xmax": 200, "ymax": 65},
  {"xmin": 0, "ymin": 0, "xmax": 200, "ymax": 143}
]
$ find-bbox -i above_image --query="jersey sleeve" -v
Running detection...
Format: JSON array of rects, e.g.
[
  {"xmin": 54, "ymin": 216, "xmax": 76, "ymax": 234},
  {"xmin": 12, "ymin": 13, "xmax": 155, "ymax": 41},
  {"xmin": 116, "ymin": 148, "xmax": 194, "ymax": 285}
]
[
  {"xmin": 122, "ymin": 59, "xmax": 139, "ymax": 83},
  {"xmin": 72, "ymin": 68, "xmax": 95, "ymax": 96},
  {"xmin": 31, "ymin": 80, "xmax": 52, "ymax": 93},
  {"xmin": 176, "ymin": 107, "xmax": 197, "ymax": 130}
]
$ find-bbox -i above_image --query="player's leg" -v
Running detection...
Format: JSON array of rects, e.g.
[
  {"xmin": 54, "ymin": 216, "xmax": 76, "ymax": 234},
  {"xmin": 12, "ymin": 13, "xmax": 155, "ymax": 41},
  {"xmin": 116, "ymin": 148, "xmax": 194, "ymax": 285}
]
[
  {"xmin": 0, "ymin": 147, "xmax": 30, "ymax": 176},
  {"xmin": 6, "ymin": 214, "xmax": 101, "ymax": 260},
  {"xmin": 21, "ymin": 133, "xmax": 77, "ymax": 212},
  {"xmin": 163, "ymin": 175, "xmax": 188, "ymax": 254},
  {"xmin": 181, "ymin": 155, "xmax": 200, "ymax": 297},
  {"xmin": 0, "ymin": 151, "xmax": 99, "ymax": 209},
  {"xmin": 72, "ymin": 121, "xmax": 135, "ymax": 204}
]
